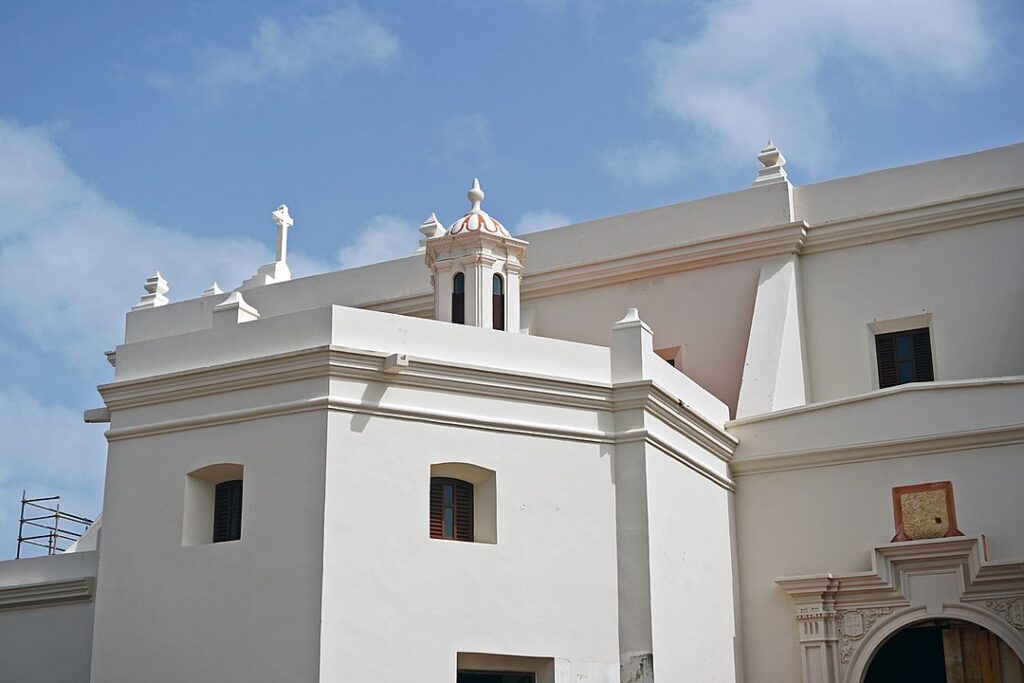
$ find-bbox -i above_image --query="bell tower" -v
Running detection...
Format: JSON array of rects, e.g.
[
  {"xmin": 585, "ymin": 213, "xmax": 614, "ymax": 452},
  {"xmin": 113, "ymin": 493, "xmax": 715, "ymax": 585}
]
[{"xmin": 425, "ymin": 179, "xmax": 528, "ymax": 331}]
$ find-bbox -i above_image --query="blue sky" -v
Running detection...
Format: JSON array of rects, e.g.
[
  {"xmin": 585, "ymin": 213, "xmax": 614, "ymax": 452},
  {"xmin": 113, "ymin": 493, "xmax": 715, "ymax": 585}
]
[{"xmin": 1, "ymin": 0, "xmax": 1022, "ymax": 557}]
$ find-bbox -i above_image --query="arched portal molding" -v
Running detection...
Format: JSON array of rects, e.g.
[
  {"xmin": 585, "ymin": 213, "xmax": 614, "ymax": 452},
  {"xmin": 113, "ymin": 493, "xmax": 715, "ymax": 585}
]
[{"xmin": 777, "ymin": 535, "xmax": 1024, "ymax": 683}]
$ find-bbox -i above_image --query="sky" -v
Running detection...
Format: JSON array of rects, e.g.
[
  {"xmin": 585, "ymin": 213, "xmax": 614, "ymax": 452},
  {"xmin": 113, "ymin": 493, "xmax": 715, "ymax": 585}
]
[{"xmin": 1, "ymin": 0, "xmax": 1022, "ymax": 558}]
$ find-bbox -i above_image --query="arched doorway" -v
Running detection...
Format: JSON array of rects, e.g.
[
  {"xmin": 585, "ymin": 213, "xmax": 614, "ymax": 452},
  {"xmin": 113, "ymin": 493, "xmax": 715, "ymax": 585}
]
[{"xmin": 864, "ymin": 619, "xmax": 1023, "ymax": 683}]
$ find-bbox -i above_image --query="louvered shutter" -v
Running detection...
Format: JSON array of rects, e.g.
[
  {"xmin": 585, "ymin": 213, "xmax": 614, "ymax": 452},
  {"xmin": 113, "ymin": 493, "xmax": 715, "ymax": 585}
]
[
  {"xmin": 912, "ymin": 329, "xmax": 934, "ymax": 382},
  {"xmin": 213, "ymin": 479, "xmax": 242, "ymax": 543},
  {"xmin": 876, "ymin": 334, "xmax": 898, "ymax": 388},
  {"xmin": 453, "ymin": 480, "xmax": 474, "ymax": 542},
  {"xmin": 429, "ymin": 478, "xmax": 444, "ymax": 539}
]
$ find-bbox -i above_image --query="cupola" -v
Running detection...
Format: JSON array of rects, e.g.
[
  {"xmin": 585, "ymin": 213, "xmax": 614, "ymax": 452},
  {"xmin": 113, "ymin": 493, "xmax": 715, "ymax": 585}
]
[{"xmin": 425, "ymin": 179, "xmax": 528, "ymax": 332}]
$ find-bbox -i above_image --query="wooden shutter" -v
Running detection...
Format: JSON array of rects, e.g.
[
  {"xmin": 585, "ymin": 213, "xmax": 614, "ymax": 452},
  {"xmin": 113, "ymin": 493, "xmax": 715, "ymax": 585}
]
[
  {"xmin": 429, "ymin": 477, "xmax": 473, "ymax": 541},
  {"xmin": 454, "ymin": 480, "xmax": 474, "ymax": 542},
  {"xmin": 213, "ymin": 479, "xmax": 243, "ymax": 543},
  {"xmin": 876, "ymin": 334, "xmax": 898, "ymax": 388},
  {"xmin": 429, "ymin": 478, "xmax": 444, "ymax": 539},
  {"xmin": 912, "ymin": 329, "xmax": 934, "ymax": 382}
]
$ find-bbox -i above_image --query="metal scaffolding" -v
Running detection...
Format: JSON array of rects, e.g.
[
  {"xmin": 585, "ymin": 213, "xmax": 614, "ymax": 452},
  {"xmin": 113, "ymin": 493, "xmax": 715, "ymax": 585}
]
[{"xmin": 16, "ymin": 492, "xmax": 93, "ymax": 559}]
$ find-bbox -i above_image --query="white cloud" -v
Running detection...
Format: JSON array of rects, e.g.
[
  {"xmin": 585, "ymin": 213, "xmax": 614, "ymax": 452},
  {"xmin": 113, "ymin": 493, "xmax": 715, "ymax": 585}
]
[
  {"xmin": 439, "ymin": 113, "xmax": 494, "ymax": 169},
  {"xmin": 644, "ymin": 0, "xmax": 992, "ymax": 170},
  {"xmin": 337, "ymin": 214, "xmax": 416, "ymax": 269},
  {"xmin": 514, "ymin": 210, "xmax": 571, "ymax": 234},
  {"xmin": 191, "ymin": 5, "xmax": 399, "ymax": 89},
  {"xmin": 0, "ymin": 119, "xmax": 327, "ymax": 370},
  {"xmin": 599, "ymin": 140, "xmax": 688, "ymax": 186},
  {"xmin": 0, "ymin": 390, "xmax": 106, "ymax": 557}
]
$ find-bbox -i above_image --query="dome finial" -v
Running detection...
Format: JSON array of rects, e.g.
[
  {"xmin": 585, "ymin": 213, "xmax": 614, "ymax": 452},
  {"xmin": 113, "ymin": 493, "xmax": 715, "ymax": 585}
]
[{"xmin": 467, "ymin": 178, "xmax": 484, "ymax": 213}]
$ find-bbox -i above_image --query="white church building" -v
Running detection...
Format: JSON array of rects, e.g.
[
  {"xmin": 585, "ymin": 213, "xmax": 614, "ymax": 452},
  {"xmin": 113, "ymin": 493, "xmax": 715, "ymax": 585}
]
[{"xmin": 1, "ymin": 142, "xmax": 1022, "ymax": 683}]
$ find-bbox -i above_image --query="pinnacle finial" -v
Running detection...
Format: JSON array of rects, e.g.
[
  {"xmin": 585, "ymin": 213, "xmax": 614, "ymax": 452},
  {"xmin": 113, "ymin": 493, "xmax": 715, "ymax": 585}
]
[
  {"xmin": 419, "ymin": 212, "xmax": 445, "ymax": 239},
  {"xmin": 131, "ymin": 272, "xmax": 170, "ymax": 310},
  {"xmin": 467, "ymin": 178, "xmax": 484, "ymax": 212},
  {"xmin": 753, "ymin": 139, "xmax": 788, "ymax": 186}
]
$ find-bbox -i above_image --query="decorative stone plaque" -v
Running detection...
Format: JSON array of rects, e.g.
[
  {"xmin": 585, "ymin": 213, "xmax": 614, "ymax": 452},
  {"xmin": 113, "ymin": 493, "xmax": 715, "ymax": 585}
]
[
  {"xmin": 843, "ymin": 612, "xmax": 865, "ymax": 637},
  {"xmin": 891, "ymin": 481, "xmax": 963, "ymax": 542}
]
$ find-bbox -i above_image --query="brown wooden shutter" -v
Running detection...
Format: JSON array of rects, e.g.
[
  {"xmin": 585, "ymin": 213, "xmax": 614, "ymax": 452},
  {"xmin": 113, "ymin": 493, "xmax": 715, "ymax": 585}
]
[
  {"xmin": 876, "ymin": 334, "xmax": 898, "ymax": 388},
  {"xmin": 429, "ymin": 478, "xmax": 444, "ymax": 539},
  {"xmin": 430, "ymin": 477, "xmax": 474, "ymax": 541},
  {"xmin": 912, "ymin": 329, "xmax": 934, "ymax": 382},
  {"xmin": 454, "ymin": 480, "xmax": 474, "ymax": 542}
]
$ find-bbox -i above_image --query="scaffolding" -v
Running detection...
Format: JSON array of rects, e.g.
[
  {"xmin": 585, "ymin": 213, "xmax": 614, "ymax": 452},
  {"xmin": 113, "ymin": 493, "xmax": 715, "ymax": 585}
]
[{"xmin": 16, "ymin": 492, "xmax": 93, "ymax": 559}]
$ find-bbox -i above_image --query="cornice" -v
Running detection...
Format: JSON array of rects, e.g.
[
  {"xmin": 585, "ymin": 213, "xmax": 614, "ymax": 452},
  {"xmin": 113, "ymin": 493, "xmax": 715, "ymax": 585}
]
[
  {"xmin": 519, "ymin": 221, "xmax": 808, "ymax": 300},
  {"xmin": 364, "ymin": 186, "xmax": 1024, "ymax": 316},
  {"xmin": 800, "ymin": 187, "xmax": 1024, "ymax": 254},
  {"xmin": 99, "ymin": 348, "xmax": 735, "ymax": 488},
  {"xmin": 0, "ymin": 577, "xmax": 95, "ymax": 611},
  {"xmin": 777, "ymin": 536, "xmax": 1024, "ymax": 606},
  {"xmin": 100, "ymin": 346, "xmax": 613, "ymax": 413},
  {"xmin": 730, "ymin": 423, "xmax": 1024, "ymax": 476},
  {"xmin": 728, "ymin": 376, "xmax": 1024, "ymax": 427}
]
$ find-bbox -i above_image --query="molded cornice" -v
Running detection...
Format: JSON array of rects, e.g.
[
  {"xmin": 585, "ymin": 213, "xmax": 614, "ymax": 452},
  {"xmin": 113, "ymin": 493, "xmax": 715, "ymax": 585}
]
[
  {"xmin": 99, "ymin": 347, "xmax": 736, "ymax": 490},
  {"xmin": 364, "ymin": 187, "xmax": 1024, "ymax": 317},
  {"xmin": 0, "ymin": 577, "xmax": 95, "ymax": 611}
]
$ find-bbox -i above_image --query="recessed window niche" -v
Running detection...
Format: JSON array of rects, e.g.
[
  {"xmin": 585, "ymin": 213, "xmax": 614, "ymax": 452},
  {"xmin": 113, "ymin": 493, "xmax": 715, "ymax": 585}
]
[{"xmin": 183, "ymin": 463, "xmax": 244, "ymax": 546}]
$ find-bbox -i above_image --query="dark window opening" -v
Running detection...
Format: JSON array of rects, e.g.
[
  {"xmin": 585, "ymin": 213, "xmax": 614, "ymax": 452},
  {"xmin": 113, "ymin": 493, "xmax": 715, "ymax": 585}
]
[
  {"xmin": 458, "ymin": 673, "xmax": 534, "ymax": 683},
  {"xmin": 430, "ymin": 477, "xmax": 473, "ymax": 542},
  {"xmin": 492, "ymin": 274, "xmax": 505, "ymax": 331},
  {"xmin": 875, "ymin": 327, "xmax": 933, "ymax": 389},
  {"xmin": 213, "ymin": 479, "xmax": 242, "ymax": 543},
  {"xmin": 452, "ymin": 273, "xmax": 465, "ymax": 325}
]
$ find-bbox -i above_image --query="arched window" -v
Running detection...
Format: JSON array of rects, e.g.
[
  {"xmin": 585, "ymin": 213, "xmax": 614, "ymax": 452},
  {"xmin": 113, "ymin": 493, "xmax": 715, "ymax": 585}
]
[
  {"xmin": 492, "ymin": 273, "xmax": 505, "ymax": 331},
  {"xmin": 429, "ymin": 477, "xmax": 473, "ymax": 541},
  {"xmin": 452, "ymin": 273, "xmax": 465, "ymax": 325}
]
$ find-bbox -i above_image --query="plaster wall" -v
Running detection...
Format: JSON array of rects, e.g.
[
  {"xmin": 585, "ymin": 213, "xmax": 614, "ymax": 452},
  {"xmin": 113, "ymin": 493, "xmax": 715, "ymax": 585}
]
[
  {"xmin": 731, "ymin": 444, "xmax": 1024, "ymax": 683},
  {"xmin": 0, "ymin": 552, "xmax": 97, "ymax": 683},
  {"xmin": 0, "ymin": 601, "xmax": 94, "ymax": 682},
  {"xmin": 89, "ymin": 410, "xmax": 327, "ymax": 683},
  {"xmin": 645, "ymin": 448, "xmax": 737, "ymax": 682},
  {"xmin": 793, "ymin": 142, "xmax": 1023, "ymax": 224},
  {"xmin": 801, "ymin": 217, "xmax": 1024, "ymax": 403},
  {"xmin": 526, "ymin": 259, "xmax": 761, "ymax": 415},
  {"xmin": 318, "ymin": 410, "xmax": 621, "ymax": 681}
]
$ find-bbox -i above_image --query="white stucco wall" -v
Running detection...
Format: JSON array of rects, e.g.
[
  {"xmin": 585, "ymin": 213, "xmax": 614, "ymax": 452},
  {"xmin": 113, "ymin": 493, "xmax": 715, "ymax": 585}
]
[
  {"xmin": 731, "ymin": 441, "xmax": 1024, "ymax": 683},
  {"xmin": 0, "ymin": 601, "xmax": 95, "ymax": 682},
  {"xmin": 319, "ymin": 412, "xmax": 621, "ymax": 681},
  {"xmin": 646, "ymin": 449, "xmax": 737, "ymax": 682},
  {"xmin": 0, "ymin": 552, "xmax": 97, "ymax": 683},
  {"xmin": 89, "ymin": 410, "xmax": 328, "ymax": 683},
  {"xmin": 801, "ymin": 217, "xmax": 1024, "ymax": 403},
  {"xmin": 529, "ymin": 260, "xmax": 761, "ymax": 415}
]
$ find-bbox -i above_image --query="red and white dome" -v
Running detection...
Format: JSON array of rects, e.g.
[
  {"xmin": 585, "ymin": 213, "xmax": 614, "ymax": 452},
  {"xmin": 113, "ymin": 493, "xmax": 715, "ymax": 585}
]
[{"xmin": 447, "ymin": 178, "xmax": 511, "ymax": 237}]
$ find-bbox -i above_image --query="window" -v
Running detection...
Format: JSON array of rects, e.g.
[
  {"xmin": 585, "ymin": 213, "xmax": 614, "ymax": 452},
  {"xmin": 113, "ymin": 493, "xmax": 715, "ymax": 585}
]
[
  {"xmin": 458, "ymin": 673, "xmax": 534, "ymax": 683},
  {"xmin": 492, "ymin": 274, "xmax": 505, "ymax": 331},
  {"xmin": 182, "ymin": 463, "xmax": 244, "ymax": 546},
  {"xmin": 430, "ymin": 477, "xmax": 473, "ymax": 541},
  {"xmin": 213, "ymin": 479, "xmax": 243, "ymax": 543},
  {"xmin": 875, "ymin": 327, "xmax": 933, "ymax": 388},
  {"xmin": 452, "ymin": 273, "xmax": 465, "ymax": 325}
]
